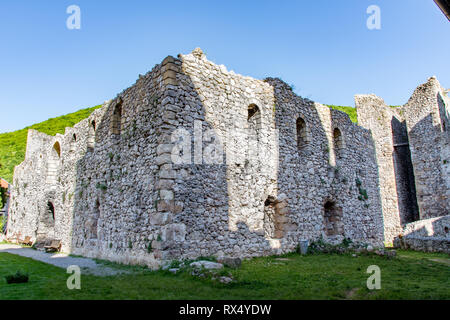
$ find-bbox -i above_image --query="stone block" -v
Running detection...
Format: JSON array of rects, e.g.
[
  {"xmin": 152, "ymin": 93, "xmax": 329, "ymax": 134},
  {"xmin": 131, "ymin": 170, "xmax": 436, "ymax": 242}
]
[
  {"xmin": 162, "ymin": 56, "xmax": 176, "ymax": 66},
  {"xmin": 217, "ymin": 257, "xmax": 242, "ymax": 268},
  {"xmin": 277, "ymin": 193, "xmax": 288, "ymax": 202},
  {"xmin": 163, "ymin": 70, "xmax": 177, "ymax": 81},
  {"xmin": 159, "ymin": 170, "xmax": 176, "ymax": 179},
  {"xmin": 161, "ymin": 63, "xmax": 180, "ymax": 73},
  {"xmin": 190, "ymin": 261, "xmax": 223, "ymax": 270},
  {"xmin": 157, "ymin": 200, "xmax": 174, "ymax": 212},
  {"xmin": 157, "ymin": 179, "xmax": 174, "ymax": 189},
  {"xmin": 150, "ymin": 212, "xmax": 171, "ymax": 225},
  {"xmin": 162, "ymin": 223, "xmax": 186, "ymax": 242},
  {"xmin": 163, "ymin": 77, "xmax": 178, "ymax": 86},
  {"xmin": 275, "ymin": 201, "xmax": 287, "ymax": 210},
  {"xmin": 160, "ymin": 189, "xmax": 174, "ymax": 200},
  {"xmin": 275, "ymin": 215, "xmax": 289, "ymax": 224},
  {"xmin": 151, "ymin": 240, "xmax": 162, "ymax": 250},
  {"xmin": 156, "ymin": 144, "xmax": 174, "ymax": 156},
  {"xmin": 277, "ymin": 207, "xmax": 289, "ymax": 216},
  {"xmin": 156, "ymin": 154, "xmax": 173, "ymax": 166}
]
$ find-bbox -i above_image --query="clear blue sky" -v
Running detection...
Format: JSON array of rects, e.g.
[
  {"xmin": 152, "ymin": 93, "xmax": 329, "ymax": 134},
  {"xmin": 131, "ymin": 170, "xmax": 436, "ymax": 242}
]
[{"xmin": 0, "ymin": 0, "xmax": 448, "ymax": 133}]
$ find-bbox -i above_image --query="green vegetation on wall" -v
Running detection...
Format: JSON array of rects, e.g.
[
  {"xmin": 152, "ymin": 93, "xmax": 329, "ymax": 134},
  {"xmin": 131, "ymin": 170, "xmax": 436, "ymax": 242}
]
[
  {"xmin": 0, "ymin": 105, "xmax": 102, "ymax": 183},
  {"xmin": 0, "ymin": 215, "xmax": 5, "ymax": 233}
]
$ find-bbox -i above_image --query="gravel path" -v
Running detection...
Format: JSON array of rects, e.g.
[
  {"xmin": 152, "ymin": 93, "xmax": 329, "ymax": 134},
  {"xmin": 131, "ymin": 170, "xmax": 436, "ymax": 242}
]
[{"xmin": 0, "ymin": 244, "xmax": 129, "ymax": 276}]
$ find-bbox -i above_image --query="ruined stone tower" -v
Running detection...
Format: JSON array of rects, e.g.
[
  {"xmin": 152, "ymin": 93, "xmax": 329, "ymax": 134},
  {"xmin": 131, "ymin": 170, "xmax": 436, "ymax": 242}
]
[{"xmin": 6, "ymin": 48, "xmax": 449, "ymax": 267}]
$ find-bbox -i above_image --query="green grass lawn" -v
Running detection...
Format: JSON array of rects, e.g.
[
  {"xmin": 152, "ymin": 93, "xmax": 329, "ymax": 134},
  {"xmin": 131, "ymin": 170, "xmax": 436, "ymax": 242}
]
[{"xmin": 0, "ymin": 250, "xmax": 448, "ymax": 300}]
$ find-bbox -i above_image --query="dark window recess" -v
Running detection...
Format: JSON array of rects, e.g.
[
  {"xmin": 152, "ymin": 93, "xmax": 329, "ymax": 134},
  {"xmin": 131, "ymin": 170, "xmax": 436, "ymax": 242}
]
[
  {"xmin": 47, "ymin": 202, "xmax": 55, "ymax": 221},
  {"xmin": 391, "ymin": 117, "xmax": 420, "ymax": 224},
  {"xmin": 323, "ymin": 201, "xmax": 343, "ymax": 236}
]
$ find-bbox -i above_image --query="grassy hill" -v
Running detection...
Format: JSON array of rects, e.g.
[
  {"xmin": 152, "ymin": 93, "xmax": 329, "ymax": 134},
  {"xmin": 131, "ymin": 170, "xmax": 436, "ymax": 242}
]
[
  {"xmin": 0, "ymin": 105, "xmax": 102, "ymax": 183},
  {"xmin": 327, "ymin": 105, "xmax": 358, "ymax": 124}
]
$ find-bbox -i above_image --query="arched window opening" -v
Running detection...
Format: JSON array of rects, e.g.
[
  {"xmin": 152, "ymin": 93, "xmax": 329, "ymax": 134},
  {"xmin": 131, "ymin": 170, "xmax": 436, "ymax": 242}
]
[
  {"xmin": 70, "ymin": 133, "xmax": 77, "ymax": 152},
  {"xmin": 323, "ymin": 201, "xmax": 343, "ymax": 236},
  {"xmin": 248, "ymin": 104, "xmax": 260, "ymax": 121},
  {"xmin": 263, "ymin": 196, "xmax": 284, "ymax": 239},
  {"xmin": 53, "ymin": 142, "xmax": 61, "ymax": 158},
  {"xmin": 87, "ymin": 120, "xmax": 96, "ymax": 151},
  {"xmin": 47, "ymin": 142, "xmax": 61, "ymax": 186},
  {"xmin": 37, "ymin": 200, "xmax": 56, "ymax": 234},
  {"xmin": 333, "ymin": 128, "xmax": 344, "ymax": 160},
  {"xmin": 111, "ymin": 102, "xmax": 123, "ymax": 136},
  {"xmin": 47, "ymin": 201, "xmax": 55, "ymax": 224},
  {"xmin": 296, "ymin": 117, "xmax": 308, "ymax": 150},
  {"xmin": 247, "ymin": 104, "xmax": 262, "ymax": 161}
]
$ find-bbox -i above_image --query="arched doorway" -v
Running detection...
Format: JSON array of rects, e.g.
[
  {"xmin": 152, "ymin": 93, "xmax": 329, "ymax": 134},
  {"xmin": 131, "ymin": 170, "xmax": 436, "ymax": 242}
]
[
  {"xmin": 46, "ymin": 142, "xmax": 61, "ymax": 187},
  {"xmin": 323, "ymin": 201, "xmax": 344, "ymax": 236},
  {"xmin": 37, "ymin": 200, "xmax": 56, "ymax": 237}
]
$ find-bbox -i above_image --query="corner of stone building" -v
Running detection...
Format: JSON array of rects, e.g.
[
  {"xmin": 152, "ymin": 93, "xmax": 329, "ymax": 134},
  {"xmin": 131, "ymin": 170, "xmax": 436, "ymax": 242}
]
[{"xmin": 149, "ymin": 53, "xmax": 188, "ymax": 262}]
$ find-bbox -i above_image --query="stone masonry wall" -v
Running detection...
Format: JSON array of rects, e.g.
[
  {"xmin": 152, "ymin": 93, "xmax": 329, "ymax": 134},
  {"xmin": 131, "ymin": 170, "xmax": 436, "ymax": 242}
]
[
  {"xmin": 152, "ymin": 48, "xmax": 384, "ymax": 261},
  {"xmin": 356, "ymin": 77, "xmax": 450, "ymax": 244},
  {"xmin": 403, "ymin": 77, "xmax": 449, "ymax": 219},
  {"xmin": 355, "ymin": 96, "xmax": 406, "ymax": 244},
  {"xmin": 394, "ymin": 215, "xmax": 450, "ymax": 253},
  {"xmin": 70, "ymin": 58, "xmax": 174, "ymax": 267},
  {"xmin": 7, "ymin": 107, "xmax": 106, "ymax": 253}
]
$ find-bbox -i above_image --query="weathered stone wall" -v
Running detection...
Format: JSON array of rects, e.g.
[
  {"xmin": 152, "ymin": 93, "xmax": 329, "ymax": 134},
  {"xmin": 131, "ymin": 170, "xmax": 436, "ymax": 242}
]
[
  {"xmin": 356, "ymin": 77, "xmax": 449, "ymax": 244},
  {"xmin": 269, "ymin": 79, "xmax": 385, "ymax": 248},
  {"xmin": 69, "ymin": 59, "xmax": 175, "ymax": 268},
  {"xmin": 7, "ymin": 48, "xmax": 446, "ymax": 267},
  {"xmin": 394, "ymin": 215, "xmax": 450, "ymax": 253},
  {"xmin": 7, "ymin": 58, "xmax": 170, "ymax": 267},
  {"xmin": 403, "ymin": 77, "xmax": 449, "ymax": 219},
  {"xmin": 355, "ymin": 96, "xmax": 406, "ymax": 244},
  {"xmin": 7, "ymin": 109, "xmax": 106, "ymax": 252},
  {"xmin": 390, "ymin": 117, "xmax": 419, "ymax": 224}
]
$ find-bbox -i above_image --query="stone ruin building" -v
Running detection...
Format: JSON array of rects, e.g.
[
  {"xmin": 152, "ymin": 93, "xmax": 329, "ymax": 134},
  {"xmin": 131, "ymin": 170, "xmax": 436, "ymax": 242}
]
[{"xmin": 5, "ymin": 48, "xmax": 449, "ymax": 268}]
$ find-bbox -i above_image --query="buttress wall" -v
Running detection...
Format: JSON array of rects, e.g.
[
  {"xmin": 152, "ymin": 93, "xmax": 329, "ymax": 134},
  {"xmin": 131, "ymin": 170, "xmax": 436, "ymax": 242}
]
[
  {"xmin": 356, "ymin": 76, "xmax": 450, "ymax": 244},
  {"xmin": 355, "ymin": 95, "xmax": 407, "ymax": 244},
  {"xmin": 403, "ymin": 77, "xmax": 449, "ymax": 219}
]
